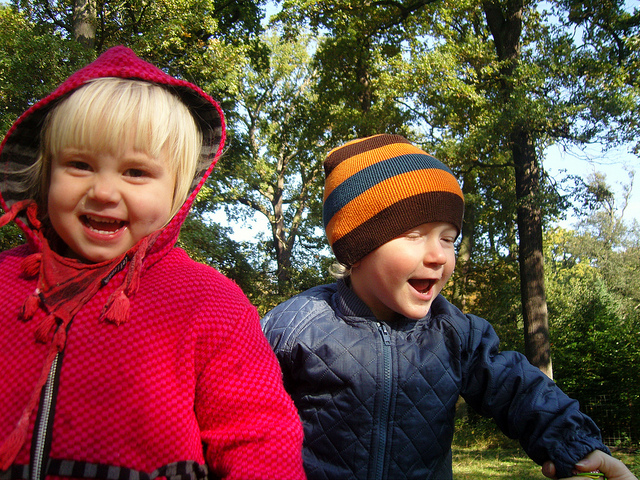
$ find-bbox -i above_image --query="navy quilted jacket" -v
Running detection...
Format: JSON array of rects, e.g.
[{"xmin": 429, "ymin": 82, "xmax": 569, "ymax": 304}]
[{"xmin": 261, "ymin": 280, "xmax": 608, "ymax": 480}]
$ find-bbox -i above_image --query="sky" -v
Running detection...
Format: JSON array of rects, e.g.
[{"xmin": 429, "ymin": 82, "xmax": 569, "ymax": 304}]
[{"xmin": 543, "ymin": 143, "xmax": 639, "ymax": 227}]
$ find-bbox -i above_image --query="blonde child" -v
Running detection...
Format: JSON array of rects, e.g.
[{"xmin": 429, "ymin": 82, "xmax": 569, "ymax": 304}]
[
  {"xmin": 261, "ymin": 134, "xmax": 636, "ymax": 480},
  {"xmin": 0, "ymin": 46, "xmax": 305, "ymax": 480}
]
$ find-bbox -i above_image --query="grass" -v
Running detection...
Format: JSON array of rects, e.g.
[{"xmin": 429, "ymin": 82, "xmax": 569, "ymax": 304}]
[
  {"xmin": 452, "ymin": 445, "xmax": 640, "ymax": 479},
  {"xmin": 452, "ymin": 420, "xmax": 640, "ymax": 479},
  {"xmin": 453, "ymin": 445, "xmax": 544, "ymax": 479}
]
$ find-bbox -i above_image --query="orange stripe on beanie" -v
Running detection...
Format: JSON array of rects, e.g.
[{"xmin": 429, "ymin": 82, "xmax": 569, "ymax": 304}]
[{"xmin": 323, "ymin": 134, "xmax": 465, "ymax": 266}]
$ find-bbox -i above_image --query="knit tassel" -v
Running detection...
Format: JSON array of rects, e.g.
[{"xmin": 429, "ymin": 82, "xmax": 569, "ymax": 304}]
[
  {"xmin": 19, "ymin": 290, "xmax": 41, "ymax": 321},
  {"xmin": 0, "ymin": 200, "xmax": 33, "ymax": 229},
  {"xmin": 101, "ymin": 290, "xmax": 130, "ymax": 325},
  {"xmin": 35, "ymin": 314, "xmax": 58, "ymax": 344},
  {"xmin": 0, "ymin": 413, "xmax": 29, "ymax": 470},
  {"xmin": 20, "ymin": 253, "xmax": 42, "ymax": 277},
  {"xmin": 25, "ymin": 202, "xmax": 41, "ymax": 230},
  {"xmin": 0, "ymin": 329, "xmax": 63, "ymax": 470}
]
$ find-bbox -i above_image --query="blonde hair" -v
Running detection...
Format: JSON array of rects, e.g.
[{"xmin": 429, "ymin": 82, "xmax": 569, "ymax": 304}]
[
  {"xmin": 329, "ymin": 261, "xmax": 352, "ymax": 280},
  {"xmin": 28, "ymin": 77, "xmax": 201, "ymax": 219}
]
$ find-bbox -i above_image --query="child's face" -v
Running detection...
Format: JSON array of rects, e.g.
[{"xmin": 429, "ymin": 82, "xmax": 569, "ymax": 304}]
[
  {"xmin": 350, "ymin": 222, "xmax": 457, "ymax": 321},
  {"xmin": 47, "ymin": 146, "xmax": 175, "ymax": 263}
]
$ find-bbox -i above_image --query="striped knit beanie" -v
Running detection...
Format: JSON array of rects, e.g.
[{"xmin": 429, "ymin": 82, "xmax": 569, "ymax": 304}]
[{"xmin": 323, "ymin": 134, "xmax": 465, "ymax": 266}]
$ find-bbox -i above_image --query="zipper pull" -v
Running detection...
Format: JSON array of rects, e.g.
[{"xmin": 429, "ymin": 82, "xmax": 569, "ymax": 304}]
[{"xmin": 378, "ymin": 323, "xmax": 391, "ymax": 346}]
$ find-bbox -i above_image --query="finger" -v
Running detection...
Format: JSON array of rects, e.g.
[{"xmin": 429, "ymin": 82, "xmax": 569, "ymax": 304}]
[
  {"xmin": 575, "ymin": 451, "xmax": 607, "ymax": 473},
  {"xmin": 542, "ymin": 460, "xmax": 558, "ymax": 479}
]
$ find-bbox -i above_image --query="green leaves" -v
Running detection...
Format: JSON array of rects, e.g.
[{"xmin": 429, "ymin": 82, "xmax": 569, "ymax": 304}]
[
  {"xmin": 1, "ymin": 0, "xmax": 638, "ymax": 328},
  {"xmin": 0, "ymin": 6, "xmax": 89, "ymax": 132}
]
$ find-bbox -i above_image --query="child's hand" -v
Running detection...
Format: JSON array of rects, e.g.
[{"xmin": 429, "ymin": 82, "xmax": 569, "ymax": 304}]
[{"xmin": 542, "ymin": 450, "xmax": 637, "ymax": 480}]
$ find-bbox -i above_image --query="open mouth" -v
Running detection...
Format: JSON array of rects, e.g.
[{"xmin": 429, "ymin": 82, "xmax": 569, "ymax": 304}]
[
  {"xmin": 409, "ymin": 279, "xmax": 436, "ymax": 294},
  {"xmin": 82, "ymin": 214, "xmax": 126, "ymax": 234}
]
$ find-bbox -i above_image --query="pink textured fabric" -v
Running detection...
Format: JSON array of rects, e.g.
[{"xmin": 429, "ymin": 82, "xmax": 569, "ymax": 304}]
[{"xmin": 0, "ymin": 47, "xmax": 305, "ymax": 480}]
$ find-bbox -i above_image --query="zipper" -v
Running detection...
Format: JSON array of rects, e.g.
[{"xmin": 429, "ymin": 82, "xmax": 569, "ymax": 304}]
[
  {"xmin": 373, "ymin": 323, "xmax": 393, "ymax": 480},
  {"xmin": 30, "ymin": 353, "xmax": 59, "ymax": 480}
]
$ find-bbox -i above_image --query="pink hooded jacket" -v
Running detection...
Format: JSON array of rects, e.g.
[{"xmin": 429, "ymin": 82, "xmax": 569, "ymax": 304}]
[{"xmin": 0, "ymin": 46, "xmax": 305, "ymax": 480}]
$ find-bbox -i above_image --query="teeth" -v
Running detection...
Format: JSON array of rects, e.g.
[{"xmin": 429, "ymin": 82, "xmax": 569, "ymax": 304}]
[
  {"xmin": 89, "ymin": 227, "xmax": 118, "ymax": 234},
  {"xmin": 83, "ymin": 214, "xmax": 124, "ymax": 234},
  {"xmin": 85, "ymin": 214, "xmax": 119, "ymax": 224}
]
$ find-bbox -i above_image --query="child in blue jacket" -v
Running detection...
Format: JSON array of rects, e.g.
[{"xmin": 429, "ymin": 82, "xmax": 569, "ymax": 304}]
[{"xmin": 261, "ymin": 134, "xmax": 636, "ymax": 480}]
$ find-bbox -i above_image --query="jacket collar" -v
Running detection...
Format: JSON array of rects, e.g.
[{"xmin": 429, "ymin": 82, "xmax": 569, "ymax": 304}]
[{"xmin": 334, "ymin": 278, "xmax": 432, "ymax": 331}]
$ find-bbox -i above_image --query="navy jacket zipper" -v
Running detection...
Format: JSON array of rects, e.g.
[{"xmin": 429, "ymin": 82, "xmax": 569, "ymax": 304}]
[{"xmin": 373, "ymin": 323, "xmax": 393, "ymax": 480}]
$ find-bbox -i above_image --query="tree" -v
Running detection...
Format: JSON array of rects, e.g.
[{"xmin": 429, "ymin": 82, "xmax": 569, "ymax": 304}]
[
  {"xmin": 276, "ymin": 0, "xmax": 438, "ymax": 141},
  {"xmin": 3, "ymin": 0, "xmax": 638, "ymax": 330},
  {"xmin": 426, "ymin": 0, "xmax": 637, "ymax": 377},
  {"xmin": 545, "ymin": 188, "xmax": 640, "ymax": 442},
  {"xmin": 73, "ymin": 0, "xmax": 95, "ymax": 48},
  {"xmin": 200, "ymin": 32, "xmax": 331, "ymax": 307},
  {"xmin": 0, "ymin": 5, "xmax": 91, "ymax": 133},
  {"xmin": 9, "ymin": 0, "xmax": 267, "ymax": 101},
  {"xmin": 558, "ymin": 0, "xmax": 640, "ymax": 151},
  {"xmin": 570, "ymin": 171, "xmax": 640, "ymax": 314},
  {"xmin": 480, "ymin": 0, "xmax": 554, "ymax": 377}
]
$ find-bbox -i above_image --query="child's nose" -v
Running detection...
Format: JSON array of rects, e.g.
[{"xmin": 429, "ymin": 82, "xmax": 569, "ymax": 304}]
[
  {"xmin": 423, "ymin": 241, "xmax": 447, "ymax": 265},
  {"xmin": 88, "ymin": 175, "xmax": 119, "ymax": 203}
]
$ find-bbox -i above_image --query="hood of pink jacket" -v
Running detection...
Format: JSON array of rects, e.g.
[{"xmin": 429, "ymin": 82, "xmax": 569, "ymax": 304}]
[{"xmin": 0, "ymin": 45, "xmax": 225, "ymax": 251}]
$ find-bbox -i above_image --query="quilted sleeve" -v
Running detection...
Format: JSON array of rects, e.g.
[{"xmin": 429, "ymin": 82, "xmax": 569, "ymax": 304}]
[
  {"xmin": 194, "ymin": 290, "xmax": 306, "ymax": 480},
  {"xmin": 458, "ymin": 314, "xmax": 609, "ymax": 478},
  {"xmin": 260, "ymin": 286, "xmax": 333, "ymax": 376}
]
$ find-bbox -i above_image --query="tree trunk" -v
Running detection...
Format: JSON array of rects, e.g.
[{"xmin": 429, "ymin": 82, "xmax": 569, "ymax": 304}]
[
  {"xmin": 511, "ymin": 127, "xmax": 553, "ymax": 378},
  {"xmin": 73, "ymin": 0, "xmax": 96, "ymax": 48},
  {"xmin": 453, "ymin": 171, "xmax": 477, "ymax": 311},
  {"xmin": 482, "ymin": 0, "xmax": 553, "ymax": 378},
  {"xmin": 273, "ymin": 155, "xmax": 293, "ymax": 292}
]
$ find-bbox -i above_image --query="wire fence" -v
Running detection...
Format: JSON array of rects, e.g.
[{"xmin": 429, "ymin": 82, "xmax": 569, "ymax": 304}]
[
  {"xmin": 455, "ymin": 388, "xmax": 640, "ymax": 449},
  {"xmin": 570, "ymin": 391, "xmax": 640, "ymax": 447}
]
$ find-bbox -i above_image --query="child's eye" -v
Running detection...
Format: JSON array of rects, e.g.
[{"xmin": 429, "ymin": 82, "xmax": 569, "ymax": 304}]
[
  {"xmin": 67, "ymin": 161, "xmax": 92, "ymax": 171},
  {"xmin": 402, "ymin": 230, "xmax": 423, "ymax": 240},
  {"xmin": 441, "ymin": 232, "xmax": 458, "ymax": 243},
  {"xmin": 125, "ymin": 168, "xmax": 148, "ymax": 178}
]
